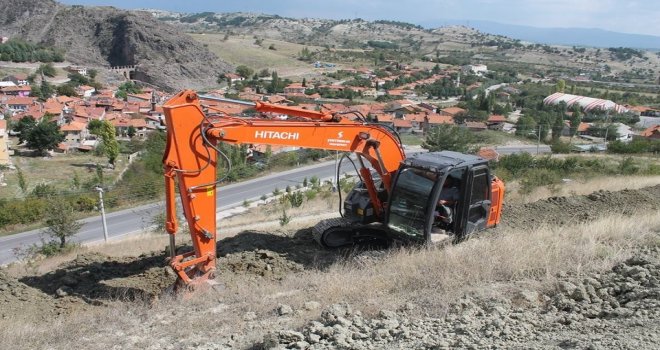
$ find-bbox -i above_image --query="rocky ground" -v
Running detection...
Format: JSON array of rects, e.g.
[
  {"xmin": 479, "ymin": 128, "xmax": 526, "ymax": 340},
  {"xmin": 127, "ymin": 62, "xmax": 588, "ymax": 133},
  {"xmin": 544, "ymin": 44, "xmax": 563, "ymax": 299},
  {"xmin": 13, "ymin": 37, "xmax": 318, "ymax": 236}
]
[
  {"xmin": 0, "ymin": 184, "xmax": 659, "ymax": 349},
  {"xmin": 266, "ymin": 251, "xmax": 660, "ymax": 349}
]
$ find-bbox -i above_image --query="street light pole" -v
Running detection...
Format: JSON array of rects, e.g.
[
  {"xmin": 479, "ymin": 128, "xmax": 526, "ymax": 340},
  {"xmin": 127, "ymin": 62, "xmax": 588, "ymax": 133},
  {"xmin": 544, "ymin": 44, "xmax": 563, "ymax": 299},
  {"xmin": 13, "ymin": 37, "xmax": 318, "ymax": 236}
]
[
  {"xmin": 332, "ymin": 151, "xmax": 339, "ymax": 192},
  {"xmin": 95, "ymin": 186, "xmax": 109, "ymax": 243},
  {"xmin": 537, "ymin": 125, "xmax": 541, "ymax": 155}
]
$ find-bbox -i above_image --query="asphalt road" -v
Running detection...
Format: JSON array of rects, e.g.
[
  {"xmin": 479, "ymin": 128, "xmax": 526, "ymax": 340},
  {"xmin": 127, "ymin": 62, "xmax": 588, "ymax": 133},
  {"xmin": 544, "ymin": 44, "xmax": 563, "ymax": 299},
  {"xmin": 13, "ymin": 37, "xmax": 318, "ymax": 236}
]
[
  {"xmin": 494, "ymin": 144, "xmax": 551, "ymax": 155},
  {"xmin": 0, "ymin": 145, "xmax": 543, "ymax": 265},
  {"xmin": 0, "ymin": 159, "xmax": 353, "ymax": 265}
]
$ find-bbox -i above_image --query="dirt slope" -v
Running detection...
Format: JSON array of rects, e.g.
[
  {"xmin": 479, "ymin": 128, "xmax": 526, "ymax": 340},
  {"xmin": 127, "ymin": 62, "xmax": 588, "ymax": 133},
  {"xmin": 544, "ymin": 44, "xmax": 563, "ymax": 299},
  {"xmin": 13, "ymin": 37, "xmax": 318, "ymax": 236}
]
[{"xmin": 0, "ymin": 184, "xmax": 659, "ymax": 349}]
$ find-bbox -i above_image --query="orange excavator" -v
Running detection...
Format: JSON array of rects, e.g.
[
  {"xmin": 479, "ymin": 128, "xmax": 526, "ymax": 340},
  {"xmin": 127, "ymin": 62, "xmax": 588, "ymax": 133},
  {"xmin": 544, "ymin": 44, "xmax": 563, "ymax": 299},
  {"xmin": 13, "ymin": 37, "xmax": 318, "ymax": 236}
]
[{"xmin": 162, "ymin": 90, "xmax": 504, "ymax": 289}]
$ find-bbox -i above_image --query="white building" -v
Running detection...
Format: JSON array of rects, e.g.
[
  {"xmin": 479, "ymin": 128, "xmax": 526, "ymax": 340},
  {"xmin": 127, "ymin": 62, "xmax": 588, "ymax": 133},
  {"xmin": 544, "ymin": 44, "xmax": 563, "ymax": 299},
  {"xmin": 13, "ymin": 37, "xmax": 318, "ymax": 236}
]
[
  {"xmin": 544, "ymin": 93, "xmax": 628, "ymax": 113},
  {"xmin": 462, "ymin": 64, "xmax": 488, "ymax": 75}
]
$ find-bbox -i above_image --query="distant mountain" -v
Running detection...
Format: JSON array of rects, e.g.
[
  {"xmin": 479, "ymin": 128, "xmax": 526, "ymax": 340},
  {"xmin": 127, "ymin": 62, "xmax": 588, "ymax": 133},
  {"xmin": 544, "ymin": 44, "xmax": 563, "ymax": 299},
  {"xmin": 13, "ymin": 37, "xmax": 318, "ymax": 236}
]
[
  {"xmin": 0, "ymin": 0, "xmax": 232, "ymax": 90},
  {"xmin": 421, "ymin": 19, "xmax": 660, "ymax": 50}
]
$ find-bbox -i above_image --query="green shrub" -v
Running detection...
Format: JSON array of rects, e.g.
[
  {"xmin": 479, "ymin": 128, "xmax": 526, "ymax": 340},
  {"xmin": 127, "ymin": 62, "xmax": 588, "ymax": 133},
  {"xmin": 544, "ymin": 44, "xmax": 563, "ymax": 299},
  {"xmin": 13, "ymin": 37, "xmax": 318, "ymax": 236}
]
[
  {"xmin": 520, "ymin": 168, "xmax": 562, "ymax": 194},
  {"xmin": 551, "ymin": 140, "xmax": 572, "ymax": 154}
]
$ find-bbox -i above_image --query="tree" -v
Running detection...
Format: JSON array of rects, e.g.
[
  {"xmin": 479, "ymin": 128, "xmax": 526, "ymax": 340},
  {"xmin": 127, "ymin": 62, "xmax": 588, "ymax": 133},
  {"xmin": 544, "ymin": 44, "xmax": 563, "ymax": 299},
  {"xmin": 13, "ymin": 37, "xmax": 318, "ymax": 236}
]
[
  {"xmin": 26, "ymin": 119, "xmax": 64, "ymax": 156},
  {"xmin": 555, "ymin": 79, "xmax": 566, "ymax": 93},
  {"xmin": 98, "ymin": 121, "xmax": 119, "ymax": 166},
  {"xmin": 423, "ymin": 124, "xmax": 475, "ymax": 153},
  {"xmin": 515, "ymin": 115, "xmax": 537, "ymax": 137},
  {"xmin": 88, "ymin": 119, "xmax": 104, "ymax": 135},
  {"xmin": 551, "ymin": 114, "xmax": 564, "ymax": 142},
  {"xmin": 43, "ymin": 201, "xmax": 82, "ymax": 249},
  {"xmin": 56, "ymin": 84, "xmax": 78, "ymax": 97},
  {"xmin": 16, "ymin": 166, "xmax": 27, "ymax": 194},
  {"xmin": 235, "ymin": 65, "xmax": 254, "ymax": 79},
  {"xmin": 302, "ymin": 77, "xmax": 307, "ymax": 87},
  {"xmin": 36, "ymin": 63, "xmax": 56, "ymax": 77},
  {"xmin": 268, "ymin": 71, "xmax": 280, "ymax": 94},
  {"xmin": 115, "ymin": 81, "xmax": 141, "ymax": 100},
  {"xmin": 13, "ymin": 115, "xmax": 37, "ymax": 144},
  {"xmin": 40, "ymin": 81, "xmax": 54, "ymax": 100},
  {"xmin": 127, "ymin": 125, "xmax": 136, "ymax": 139},
  {"xmin": 569, "ymin": 109, "xmax": 581, "ymax": 138},
  {"xmin": 258, "ymin": 68, "xmax": 270, "ymax": 78}
]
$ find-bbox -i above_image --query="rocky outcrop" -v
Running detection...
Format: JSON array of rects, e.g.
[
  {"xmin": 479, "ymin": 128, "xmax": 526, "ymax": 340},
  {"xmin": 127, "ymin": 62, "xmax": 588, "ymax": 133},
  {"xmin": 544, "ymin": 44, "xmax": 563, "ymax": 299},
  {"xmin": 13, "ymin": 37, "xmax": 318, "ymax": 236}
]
[{"xmin": 0, "ymin": 0, "xmax": 232, "ymax": 90}]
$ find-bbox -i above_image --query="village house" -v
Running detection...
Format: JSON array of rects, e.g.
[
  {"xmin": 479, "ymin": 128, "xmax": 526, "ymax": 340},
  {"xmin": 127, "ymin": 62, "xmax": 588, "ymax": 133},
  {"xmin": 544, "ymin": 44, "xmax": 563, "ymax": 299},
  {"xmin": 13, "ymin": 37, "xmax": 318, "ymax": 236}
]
[
  {"xmin": 76, "ymin": 85, "xmax": 96, "ymax": 98},
  {"xmin": 60, "ymin": 121, "xmax": 89, "ymax": 146},
  {"xmin": 463, "ymin": 121, "xmax": 488, "ymax": 132},
  {"xmin": 487, "ymin": 114, "xmax": 507, "ymax": 130},
  {"xmin": 0, "ymin": 119, "xmax": 10, "ymax": 165},
  {"xmin": 639, "ymin": 125, "xmax": 660, "ymax": 140},
  {"xmin": 2, "ymin": 74, "xmax": 29, "ymax": 86},
  {"xmin": 225, "ymin": 73, "xmax": 244, "ymax": 84},
  {"xmin": 4, "ymin": 97, "xmax": 35, "ymax": 113},
  {"xmin": 283, "ymin": 83, "xmax": 306, "ymax": 95},
  {"xmin": 393, "ymin": 119, "xmax": 413, "ymax": 133},
  {"xmin": 439, "ymin": 107, "xmax": 467, "ymax": 118},
  {"xmin": 362, "ymin": 89, "xmax": 378, "ymax": 98},
  {"xmin": 462, "ymin": 64, "xmax": 488, "ymax": 75},
  {"xmin": 65, "ymin": 65, "xmax": 88, "ymax": 76},
  {"xmin": 0, "ymin": 85, "xmax": 32, "ymax": 97}
]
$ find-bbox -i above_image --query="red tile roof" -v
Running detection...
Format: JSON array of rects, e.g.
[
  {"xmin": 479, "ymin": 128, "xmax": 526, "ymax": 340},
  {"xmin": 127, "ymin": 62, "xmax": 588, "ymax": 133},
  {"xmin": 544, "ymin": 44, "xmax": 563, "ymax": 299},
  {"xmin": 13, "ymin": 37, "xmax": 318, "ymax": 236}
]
[
  {"xmin": 5, "ymin": 97, "xmax": 35, "ymax": 105},
  {"xmin": 488, "ymin": 114, "xmax": 507, "ymax": 123},
  {"xmin": 60, "ymin": 121, "xmax": 87, "ymax": 132},
  {"xmin": 427, "ymin": 114, "xmax": 454, "ymax": 125},
  {"xmin": 577, "ymin": 122, "xmax": 591, "ymax": 132},
  {"xmin": 393, "ymin": 119, "xmax": 413, "ymax": 128},
  {"xmin": 477, "ymin": 147, "xmax": 499, "ymax": 161},
  {"xmin": 640, "ymin": 125, "xmax": 660, "ymax": 138},
  {"xmin": 440, "ymin": 107, "xmax": 466, "ymax": 116}
]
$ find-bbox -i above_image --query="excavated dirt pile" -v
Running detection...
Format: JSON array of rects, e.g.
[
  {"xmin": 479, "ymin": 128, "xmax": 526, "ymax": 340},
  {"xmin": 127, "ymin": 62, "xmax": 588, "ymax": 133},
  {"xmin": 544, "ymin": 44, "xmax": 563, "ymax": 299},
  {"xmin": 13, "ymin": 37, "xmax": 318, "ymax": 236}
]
[
  {"xmin": 16, "ymin": 252, "xmax": 172, "ymax": 309},
  {"xmin": 267, "ymin": 250, "xmax": 660, "ymax": 349},
  {"xmin": 501, "ymin": 184, "xmax": 660, "ymax": 230}
]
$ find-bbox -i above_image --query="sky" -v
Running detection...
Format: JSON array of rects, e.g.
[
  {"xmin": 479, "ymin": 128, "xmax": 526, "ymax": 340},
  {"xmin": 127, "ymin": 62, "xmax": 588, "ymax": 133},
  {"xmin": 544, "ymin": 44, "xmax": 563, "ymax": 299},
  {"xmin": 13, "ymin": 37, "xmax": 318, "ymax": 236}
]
[{"xmin": 59, "ymin": 0, "xmax": 660, "ymax": 37}]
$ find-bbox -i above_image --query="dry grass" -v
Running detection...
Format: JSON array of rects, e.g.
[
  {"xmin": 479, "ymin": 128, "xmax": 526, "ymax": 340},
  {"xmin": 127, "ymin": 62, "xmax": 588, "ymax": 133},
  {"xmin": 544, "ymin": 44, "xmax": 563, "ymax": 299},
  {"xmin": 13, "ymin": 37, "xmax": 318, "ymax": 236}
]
[
  {"xmin": 506, "ymin": 175, "xmax": 660, "ymax": 203},
  {"xmin": 221, "ymin": 210, "xmax": 660, "ymax": 315},
  {"xmin": 2, "ymin": 208, "xmax": 658, "ymax": 349},
  {"xmin": 191, "ymin": 34, "xmax": 317, "ymax": 76}
]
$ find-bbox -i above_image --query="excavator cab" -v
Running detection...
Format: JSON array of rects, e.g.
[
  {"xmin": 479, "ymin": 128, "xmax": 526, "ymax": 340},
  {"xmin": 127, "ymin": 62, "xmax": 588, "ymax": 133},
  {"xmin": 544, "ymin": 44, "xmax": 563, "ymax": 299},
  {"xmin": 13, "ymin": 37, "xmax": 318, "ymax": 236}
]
[{"xmin": 386, "ymin": 151, "xmax": 500, "ymax": 244}]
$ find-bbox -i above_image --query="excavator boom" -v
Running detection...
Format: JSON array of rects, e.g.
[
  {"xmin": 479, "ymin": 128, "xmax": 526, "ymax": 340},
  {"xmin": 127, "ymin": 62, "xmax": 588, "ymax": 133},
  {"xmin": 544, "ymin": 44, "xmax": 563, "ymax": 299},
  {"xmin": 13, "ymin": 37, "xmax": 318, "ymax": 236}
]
[{"xmin": 162, "ymin": 90, "xmax": 406, "ymax": 288}]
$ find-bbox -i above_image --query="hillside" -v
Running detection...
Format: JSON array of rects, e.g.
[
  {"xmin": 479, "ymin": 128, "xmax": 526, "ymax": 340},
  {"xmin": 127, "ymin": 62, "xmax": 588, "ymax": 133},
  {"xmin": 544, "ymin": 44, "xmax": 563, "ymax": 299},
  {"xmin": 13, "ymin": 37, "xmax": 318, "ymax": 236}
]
[
  {"xmin": 421, "ymin": 19, "xmax": 660, "ymax": 50},
  {"xmin": 0, "ymin": 0, "xmax": 232, "ymax": 90},
  {"xmin": 148, "ymin": 11, "xmax": 660, "ymax": 85},
  {"xmin": 0, "ymin": 183, "xmax": 659, "ymax": 349}
]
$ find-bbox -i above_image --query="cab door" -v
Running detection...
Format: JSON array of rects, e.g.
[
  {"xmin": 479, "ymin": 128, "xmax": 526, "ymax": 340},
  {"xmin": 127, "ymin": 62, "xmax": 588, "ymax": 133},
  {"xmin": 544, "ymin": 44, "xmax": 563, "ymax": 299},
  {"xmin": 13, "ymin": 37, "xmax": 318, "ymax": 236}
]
[{"xmin": 463, "ymin": 166, "xmax": 491, "ymax": 237}]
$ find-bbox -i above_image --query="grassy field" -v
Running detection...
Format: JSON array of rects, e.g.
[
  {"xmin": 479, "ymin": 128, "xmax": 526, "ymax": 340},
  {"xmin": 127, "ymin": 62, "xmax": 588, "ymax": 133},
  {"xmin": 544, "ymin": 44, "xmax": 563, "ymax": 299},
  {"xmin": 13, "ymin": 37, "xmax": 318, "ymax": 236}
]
[
  {"xmin": 1, "ymin": 144, "xmax": 128, "ymax": 200},
  {"xmin": 190, "ymin": 34, "xmax": 324, "ymax": 77}
]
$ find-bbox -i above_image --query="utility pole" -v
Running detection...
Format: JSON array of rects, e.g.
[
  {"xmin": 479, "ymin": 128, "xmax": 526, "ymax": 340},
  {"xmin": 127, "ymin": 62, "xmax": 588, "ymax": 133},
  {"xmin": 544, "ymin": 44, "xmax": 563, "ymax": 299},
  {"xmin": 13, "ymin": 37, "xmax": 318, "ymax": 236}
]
[
  {"xmin": 95, "ymin": 186, "xmax": 109, "ymax": 243},
  {"xmin": 332, "ymin": 151, "xmax": 339, "ymax": 192},
  {"xmin": 537, "ymin": 125, "xmax": 542, "ymax": 155}
]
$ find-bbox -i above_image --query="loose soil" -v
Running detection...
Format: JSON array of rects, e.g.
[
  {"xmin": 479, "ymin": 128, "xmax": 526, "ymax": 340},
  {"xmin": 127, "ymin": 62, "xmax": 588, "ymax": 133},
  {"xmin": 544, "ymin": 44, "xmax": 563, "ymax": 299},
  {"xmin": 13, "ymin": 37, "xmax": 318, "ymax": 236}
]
[{"xmin": 1, "ymin": 184, "xmax": 659, "ymax": 341}]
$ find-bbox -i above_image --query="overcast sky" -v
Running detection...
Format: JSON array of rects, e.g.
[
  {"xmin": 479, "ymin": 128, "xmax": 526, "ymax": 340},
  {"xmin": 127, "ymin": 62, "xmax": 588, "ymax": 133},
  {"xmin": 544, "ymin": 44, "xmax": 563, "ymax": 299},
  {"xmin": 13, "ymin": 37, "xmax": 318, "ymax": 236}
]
[{"xmin": 59, "ymin": 0, "xmax": 660, "ymax": 36}]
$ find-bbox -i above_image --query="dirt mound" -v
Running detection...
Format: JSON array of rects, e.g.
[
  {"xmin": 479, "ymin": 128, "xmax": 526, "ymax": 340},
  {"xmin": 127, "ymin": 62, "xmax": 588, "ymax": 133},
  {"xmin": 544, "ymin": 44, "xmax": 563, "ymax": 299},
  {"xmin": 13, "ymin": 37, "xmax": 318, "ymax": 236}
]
[
  {"xmin": 0, "ymin": 269, "xmax": 64, "ymax": 320},
  {"xmin": 18, "ymin": 252, "xmax": 173, "ymax": 306},
  {"xmin": 501, "ymin": 184, "xmax": 660, "ymax": 230},
  {"xmin": 215, "ymin": 229, "xmax": 345, "ymax": 281}
]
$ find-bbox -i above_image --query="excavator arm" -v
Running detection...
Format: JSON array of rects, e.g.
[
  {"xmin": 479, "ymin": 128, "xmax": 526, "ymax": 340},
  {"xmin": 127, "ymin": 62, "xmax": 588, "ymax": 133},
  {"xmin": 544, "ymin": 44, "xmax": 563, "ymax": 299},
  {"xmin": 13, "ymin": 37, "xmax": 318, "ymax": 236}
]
[{"xmin": 162, "ymin": 90, "xmax": 406, "ymax": 288}]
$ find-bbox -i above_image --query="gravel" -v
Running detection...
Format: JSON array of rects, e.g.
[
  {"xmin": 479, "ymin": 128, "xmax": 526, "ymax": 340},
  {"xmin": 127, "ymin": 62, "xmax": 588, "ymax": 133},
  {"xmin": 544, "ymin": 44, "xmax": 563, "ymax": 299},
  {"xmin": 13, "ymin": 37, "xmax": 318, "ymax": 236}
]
[{"xmin": 266, "ymin": 250, "xmax": 660, "ymax": 349}]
